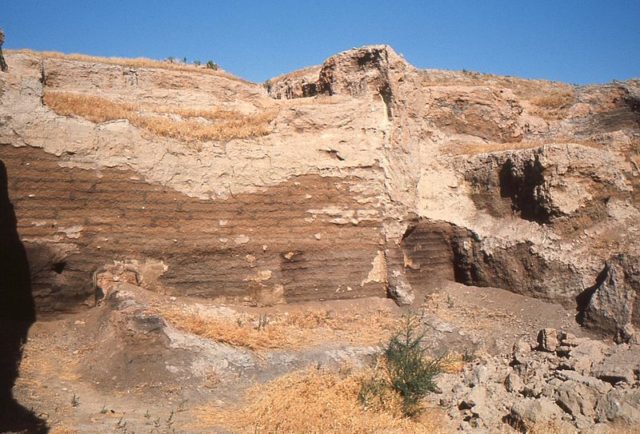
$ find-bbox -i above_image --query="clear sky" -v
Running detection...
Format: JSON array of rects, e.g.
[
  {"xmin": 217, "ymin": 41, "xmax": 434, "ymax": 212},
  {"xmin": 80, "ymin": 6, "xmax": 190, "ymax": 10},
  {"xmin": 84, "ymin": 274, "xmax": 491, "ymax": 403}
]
[{"xmin": 3, "ymin": 0, "xmax": 639, "ymax": 84}]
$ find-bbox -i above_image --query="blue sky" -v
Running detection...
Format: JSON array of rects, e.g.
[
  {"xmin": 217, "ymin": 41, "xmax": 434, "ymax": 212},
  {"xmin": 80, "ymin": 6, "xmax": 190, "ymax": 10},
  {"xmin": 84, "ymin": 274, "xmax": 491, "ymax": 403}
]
[{"xmin": 3, "ymin": 1, "xmax": 639, "ymax": 84}]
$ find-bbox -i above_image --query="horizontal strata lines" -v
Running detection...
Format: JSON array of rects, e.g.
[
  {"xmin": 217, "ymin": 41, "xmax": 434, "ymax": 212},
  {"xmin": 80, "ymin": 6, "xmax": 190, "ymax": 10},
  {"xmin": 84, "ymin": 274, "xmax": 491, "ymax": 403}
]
[{"xmin": 2, "ymin": 144, "xmax": 387, "ymax": 308}]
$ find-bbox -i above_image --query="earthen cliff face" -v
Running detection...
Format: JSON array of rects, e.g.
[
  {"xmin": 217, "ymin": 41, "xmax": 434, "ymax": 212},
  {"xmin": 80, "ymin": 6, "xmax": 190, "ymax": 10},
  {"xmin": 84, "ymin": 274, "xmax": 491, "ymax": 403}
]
[{"xmin": 1, "ymin": 46, "xmax": 639, "ymax": 340}]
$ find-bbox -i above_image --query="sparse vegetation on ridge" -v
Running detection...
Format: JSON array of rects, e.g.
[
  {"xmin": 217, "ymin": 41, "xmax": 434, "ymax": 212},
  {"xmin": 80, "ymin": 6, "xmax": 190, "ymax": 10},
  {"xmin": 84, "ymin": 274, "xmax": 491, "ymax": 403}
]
[
  {"xmin": 43, "ymin": 90, "xmax": 277, "ymax": 142},
  {"xmin": 6, "ymin": 49, "xmax": 250, "ymax": 83}
]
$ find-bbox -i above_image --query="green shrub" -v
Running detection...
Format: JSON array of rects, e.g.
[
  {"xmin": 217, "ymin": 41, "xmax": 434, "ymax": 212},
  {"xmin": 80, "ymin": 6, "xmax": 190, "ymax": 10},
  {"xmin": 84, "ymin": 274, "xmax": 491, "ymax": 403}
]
[
  {"xmin": 385, "ymin": 316, "xmax": 441, "ymax": 416},
  {"xmin": 359, "ymin": 314, "xmax": 442, "ymax": 417},
  {"xmin": 206, "ymin": 60, "xmax": 218, "ymax": 70},
  {"xmin": 193, "ymin": 60, "xmax": 201, "ymax": 66}
]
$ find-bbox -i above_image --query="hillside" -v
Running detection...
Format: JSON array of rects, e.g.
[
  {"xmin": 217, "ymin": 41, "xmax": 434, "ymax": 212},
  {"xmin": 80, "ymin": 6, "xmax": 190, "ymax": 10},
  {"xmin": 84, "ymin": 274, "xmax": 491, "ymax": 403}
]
[{"xmin": 0, "ymin": 46, "xmax": 639, "ymax": 433}]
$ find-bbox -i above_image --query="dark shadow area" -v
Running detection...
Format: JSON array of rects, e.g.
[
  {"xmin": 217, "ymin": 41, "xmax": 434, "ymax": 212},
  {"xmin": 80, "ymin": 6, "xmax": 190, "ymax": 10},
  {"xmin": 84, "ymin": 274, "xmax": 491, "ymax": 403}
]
[
  {"xmin": 0, "ymin": 160, "xmax": 48, "ymax": 433},
  {"xmin": 499, "ymin": 158, "xmax": 550, "ymax": 224}
]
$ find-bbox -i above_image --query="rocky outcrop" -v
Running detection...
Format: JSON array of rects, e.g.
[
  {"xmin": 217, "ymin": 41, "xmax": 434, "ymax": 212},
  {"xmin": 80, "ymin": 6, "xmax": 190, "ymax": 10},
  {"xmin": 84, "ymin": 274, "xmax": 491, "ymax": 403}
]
[
  {"xmin": 266, "ymin": 66, "xmax": 321, "ymax": 99},
  {"xmin": 0, "ymin": 46, "xmax": 639, "ymax": 342},
  {"xmin": 579, "ymin": 254, "xmax": 640, "ymax": 343},
  {"xmin": 434, "ymin": 328, "xmax": 640, "ymax": 432},
  {"xmin": 0, "ymin": 30, "xmax": 7, "ymax": 72}
]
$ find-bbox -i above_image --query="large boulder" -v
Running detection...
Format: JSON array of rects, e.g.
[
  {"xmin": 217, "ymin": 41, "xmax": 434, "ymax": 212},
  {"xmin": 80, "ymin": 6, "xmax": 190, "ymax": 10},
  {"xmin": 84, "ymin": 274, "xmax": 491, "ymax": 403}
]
[{"xmin": 580, "ymin": 255, "xmax": 640, "ymax": 343}]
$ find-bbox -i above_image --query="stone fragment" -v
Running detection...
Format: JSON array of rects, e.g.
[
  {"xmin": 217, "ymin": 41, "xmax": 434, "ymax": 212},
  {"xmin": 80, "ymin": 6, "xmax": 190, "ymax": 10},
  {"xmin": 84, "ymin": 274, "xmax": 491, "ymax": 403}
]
[
  {"xmin": 558, "ymin": 330, "xmax": 579, "ymax": 347},
  {"xmin": 512, "ymin": 337, "xmax": 532, "ymax": 365},
  {"xmin": 566, "ymin": 338, "xmax": 609, "ymax": 375},
  {"xmin": 509, "ymin": 398, "xmax": 564, "ymax": 428},
  {"xmin": 555, "ymin": 380, "xmax": 598, "ymax": 418},
  {"xmin": 596, "ymin": 389, "xmax": 640, "ymax": 425},
  {"xmin": 505, "ymin": 371, "xmax": 524, "ymax": 393},
  {"xmin": 470, "ymin": 365, "xmax": 489, "ymax": 387},
  {"xmin": 592, "ymin": 345, "xmax": 640, "ymax": 385},
  {"xmin": 537, "ymin": 328, "xmax": 559, "ymax": 352},
  {"xmin": 387, "ymin": 268, "xmax": 414, "ymax": 305},
  {"xmin": 460, "ymin": 385, "xmax": 487, "ymax": 409},
  {"xmin": 581, "ymin": 255, "xmax": 639, "ymax": 343},
  {"xmin": 554, "ymin": 370, "xmax": 612, "ymax": 395}
]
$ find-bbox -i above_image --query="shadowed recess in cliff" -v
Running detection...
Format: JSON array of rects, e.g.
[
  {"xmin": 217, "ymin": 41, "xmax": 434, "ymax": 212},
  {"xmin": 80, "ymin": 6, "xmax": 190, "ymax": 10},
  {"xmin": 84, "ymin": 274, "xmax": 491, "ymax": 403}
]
[{"xmin": 0, "ymin": 160, "xmax": 48, "ymax": 433}]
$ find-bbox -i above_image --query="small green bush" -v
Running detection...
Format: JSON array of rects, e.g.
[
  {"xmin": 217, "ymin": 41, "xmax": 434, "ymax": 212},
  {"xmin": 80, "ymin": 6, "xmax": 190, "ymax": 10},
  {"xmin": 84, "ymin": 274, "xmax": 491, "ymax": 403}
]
[
  {"xmin": 193, "ymin": 60, "xmax": 201, "ymax": 66},
  {"xmin": 359, "ymin": 314, "xmax": 442, "ymax": 417},
  {"xmin": 206, "ymin": 60, "xmax": 218, "ymax": 70}
]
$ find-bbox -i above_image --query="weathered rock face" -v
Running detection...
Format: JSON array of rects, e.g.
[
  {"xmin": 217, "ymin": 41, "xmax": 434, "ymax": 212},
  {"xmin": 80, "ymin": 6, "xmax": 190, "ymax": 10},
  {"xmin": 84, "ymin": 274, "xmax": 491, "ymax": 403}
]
[
  {"xmin": 0, "ymin": 50, "xmax": 390, "ymax": 312},
  {"xmin": 579, "ymin": 254, "xmax": 640, "ymax": 342},
  {"xmin": 0, "ymin": 30, "xmax": 7, "ymax": 72},
  {"xmin": 433, "ymin": 328, "xmax": 640, "ymax": 432},
  {"xmin": 1, "ymin": 46, "xmax": 639, "ymax": 337}
]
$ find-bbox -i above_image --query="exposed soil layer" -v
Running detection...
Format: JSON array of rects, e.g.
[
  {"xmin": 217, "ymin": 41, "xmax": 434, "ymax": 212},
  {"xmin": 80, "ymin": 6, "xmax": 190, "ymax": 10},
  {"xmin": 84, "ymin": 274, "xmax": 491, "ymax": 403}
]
[{"xmin": 1, "ymin": 144, "xmax": 385, "ymax": 312}]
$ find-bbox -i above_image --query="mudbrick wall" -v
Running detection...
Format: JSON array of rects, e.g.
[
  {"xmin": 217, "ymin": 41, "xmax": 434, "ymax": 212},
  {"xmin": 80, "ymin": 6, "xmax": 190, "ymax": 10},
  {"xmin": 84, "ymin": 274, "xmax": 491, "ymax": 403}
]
[{"xmin": 1, "ymin": 45, "xmax": 640, "ymax": 341}]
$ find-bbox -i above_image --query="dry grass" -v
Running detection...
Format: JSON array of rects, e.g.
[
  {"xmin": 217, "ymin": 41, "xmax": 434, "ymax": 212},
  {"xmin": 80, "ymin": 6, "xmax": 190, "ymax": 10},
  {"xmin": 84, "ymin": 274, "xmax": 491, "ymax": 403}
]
[
  {"xmin": 447, "ymin": 141, "xmax": 547, "ymax": 155},
  {"xmin": 43, "ymin": 91, "xmax": 134, "ymax": 123},
  {"xmin": 188, "ymin": 367, "xmax": 453, "ymax": 434},
  {"xmin": 530, "ymin": 90, "xmax": 575, "ymax": 110},
  {"xmin": 438, "ymin": 352, "xmax": 466, "ymax": 374},
  {"xmin": 530, "ymin": 89, "xmax": 575, "ymax": 120},
  {"xmin": 49, "ymin": 427, "xmax": 77, "ymax": 434},
  {"xmin": 43, "ymin": 91, "xmax": 277, "ymax": 142},
  {"xmin": 7, "ymin": 49, "xmax": 251, "ymax": 83},
  {"xmin": 160, "ymin": 307, "xmax": 398, "ymax": 350},
  {"xmin": 446, "ymin": 138, "xmax": 603, "ymax": 156}
]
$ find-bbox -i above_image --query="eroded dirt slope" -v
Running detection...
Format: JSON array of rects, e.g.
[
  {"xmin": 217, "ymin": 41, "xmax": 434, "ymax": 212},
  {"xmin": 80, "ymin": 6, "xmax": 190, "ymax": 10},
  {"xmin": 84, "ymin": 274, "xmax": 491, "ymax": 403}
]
[{"xmin": 1, "ymin": 45, "xmax": 639, "ymax": 432}]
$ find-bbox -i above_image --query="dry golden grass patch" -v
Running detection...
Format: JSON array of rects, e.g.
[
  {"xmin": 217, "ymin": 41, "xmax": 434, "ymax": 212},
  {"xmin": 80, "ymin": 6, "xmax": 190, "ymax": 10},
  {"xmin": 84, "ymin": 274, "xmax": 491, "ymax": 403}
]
[
  {"xmin": 438, "ymin": 352, "xmax": 466, "ymax": 374},
  {"xmin": 531, "ymin": 90, "xmax": 575, "ymax": 110},
  {"xmin": 530, "ymin": 89, "xmax": 575, "ymax": 120},
  {"xmin": 188, "ymin": 368, "xmax": 453, "ymax": 434},
  {"xmin": 160, "ymin": 307, "xmax": 398, "ymax": 350},
  {"xmin": 161, "ymin": 309, "xmax": 290, "ymax": 350},
  {"xmin": 447, "ymin": 138, "xmax": 604, "ymax": 156},
  {"xmin": 43, "ymin": 91, "xmax": 134, "ymax": 123},
  {"xmin": 49, "ymin": 427, "xmax": 77, "ymax": 434},
  {"xmin": 447, "ymin": 141, "xmax": 547, "ymax": 155},
  {"xmin": 43, "ymin": 91, "xmax": 277, "ymax": 142}
]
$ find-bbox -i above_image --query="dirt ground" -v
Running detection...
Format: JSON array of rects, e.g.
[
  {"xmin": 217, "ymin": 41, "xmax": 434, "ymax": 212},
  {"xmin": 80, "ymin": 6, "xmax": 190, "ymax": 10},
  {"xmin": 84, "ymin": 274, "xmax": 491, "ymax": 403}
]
[{"xmin": 10, "ymin": 280, "xmax": 594, "ymax": 433}]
